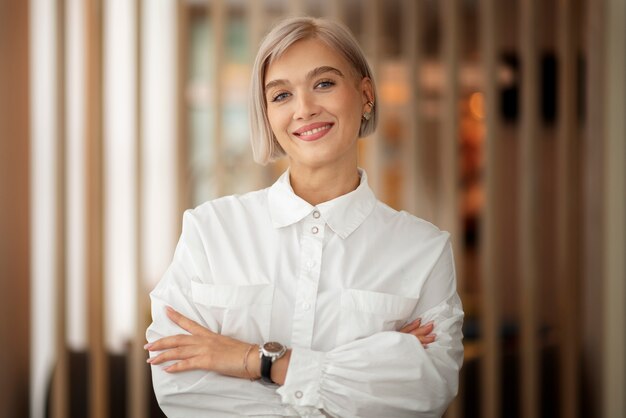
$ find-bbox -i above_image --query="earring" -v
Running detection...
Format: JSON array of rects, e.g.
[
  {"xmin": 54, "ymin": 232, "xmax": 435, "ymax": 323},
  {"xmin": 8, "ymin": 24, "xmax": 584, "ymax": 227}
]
[{"xmin": 362, "ymin": 101, "xmax": 375, "ymax": 121}]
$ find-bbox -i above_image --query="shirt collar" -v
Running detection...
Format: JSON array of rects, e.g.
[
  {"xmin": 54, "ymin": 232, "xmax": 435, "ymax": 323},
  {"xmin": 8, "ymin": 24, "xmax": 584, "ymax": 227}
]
[{"xmin": 267, "ymin": 168, "xmax": 377, "ymax": 239}]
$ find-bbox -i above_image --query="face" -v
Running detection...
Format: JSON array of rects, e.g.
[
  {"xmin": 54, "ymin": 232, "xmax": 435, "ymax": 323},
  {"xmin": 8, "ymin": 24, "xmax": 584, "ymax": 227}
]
[{"xmin": 264, "ymin": 38, "xmax": 373, "ymax": 172}]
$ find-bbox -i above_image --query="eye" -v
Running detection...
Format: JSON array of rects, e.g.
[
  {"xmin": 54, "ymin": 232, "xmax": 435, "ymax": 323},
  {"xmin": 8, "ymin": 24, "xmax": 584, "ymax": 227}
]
[
  {"xmin": 271, "ymin": 91, "xmax": 291, "ymax": 102},
  {"xmin": 315, "ymin": 79, "xmax": 335, "ymax": 89}
]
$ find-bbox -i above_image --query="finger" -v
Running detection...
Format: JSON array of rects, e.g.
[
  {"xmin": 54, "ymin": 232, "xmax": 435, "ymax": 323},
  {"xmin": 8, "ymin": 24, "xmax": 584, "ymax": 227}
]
[
  {"xmin": 410, "ymin": 322, "xmax": 434, "ymax": 337},
  {"xmin": 418, "ymin": 334, "xmax": 436, "ymax": 345},
  {"xmin": 399, "ymin": 318, "xmax": 421, "ymax": 333},
  {"xmin": 149, "ymin": 346, "xmax": 198, "ymax": 365},
  {"xmin": 164, "ymin": 357, "xmax": 200, "ymax": 373},
  {"xmin": 166, "ymin": 307, "xmax": 211, "ymax": 336},
  {"xmin": 146, "ymin": 334, "xmax": 197, "ymax": 351}
]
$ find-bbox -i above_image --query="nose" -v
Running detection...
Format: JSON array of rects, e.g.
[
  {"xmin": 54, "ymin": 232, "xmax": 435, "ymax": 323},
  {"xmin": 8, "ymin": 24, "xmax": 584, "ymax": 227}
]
[{"xmin": 292, "ymin": 92, "xmax": 319, "ymax": 120}]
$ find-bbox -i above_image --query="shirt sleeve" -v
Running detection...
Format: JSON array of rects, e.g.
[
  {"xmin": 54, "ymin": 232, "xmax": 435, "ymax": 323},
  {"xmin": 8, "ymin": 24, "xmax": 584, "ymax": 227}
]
[
  {"xmin": 145, "ymin": 210, "xmax": 291, "ymax": 418},
  {"xmin": 277, "ymin": 239, "xmax": 464, "ymax": 418}
]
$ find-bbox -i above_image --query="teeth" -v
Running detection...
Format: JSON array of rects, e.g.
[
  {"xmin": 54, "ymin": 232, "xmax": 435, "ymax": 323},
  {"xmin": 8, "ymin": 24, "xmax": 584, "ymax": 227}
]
[{"xmin": 299, "ymin": 125, "xmax": 331, "ymax": 136}]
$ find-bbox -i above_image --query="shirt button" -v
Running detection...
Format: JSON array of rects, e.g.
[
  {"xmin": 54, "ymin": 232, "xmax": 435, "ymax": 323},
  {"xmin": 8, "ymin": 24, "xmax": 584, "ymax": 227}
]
[
  {"xmin": 306, "ymin": 260, "xmax": 314, "ymax": 269},
  {"xmin": 312, "ymin": 211, "xmax": 320, "ymax": 219},
  {"xmin": 302, "ymin": 302, "xmax": 310, "ymax": 310},
  {"xmin": 295, "ymin": 391, "xmax": 303, "ymax": 399},
  {"xmin": 311, "ymin": 226, "xmax": 319, "ymax": 234}
]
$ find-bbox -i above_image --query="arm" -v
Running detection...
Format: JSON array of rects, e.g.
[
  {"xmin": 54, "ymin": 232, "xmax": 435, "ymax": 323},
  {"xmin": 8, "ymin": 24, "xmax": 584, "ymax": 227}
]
[
  {"xmin": 145, "ymin": 211, "xmax": 284, "ymax": 417},
  {"xmin": 277, "ymin": 239, "xmax": 463, "ymax": 418},
  {"xmin": 148, "ymin": 210, "xmax": 460, "ymax": 417}
]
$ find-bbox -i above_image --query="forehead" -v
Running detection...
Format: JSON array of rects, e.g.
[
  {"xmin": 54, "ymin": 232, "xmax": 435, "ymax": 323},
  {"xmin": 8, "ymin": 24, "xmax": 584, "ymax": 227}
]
[{"xmin": 265, "ymin": 38, "xmax": 354, "ymax": 82}]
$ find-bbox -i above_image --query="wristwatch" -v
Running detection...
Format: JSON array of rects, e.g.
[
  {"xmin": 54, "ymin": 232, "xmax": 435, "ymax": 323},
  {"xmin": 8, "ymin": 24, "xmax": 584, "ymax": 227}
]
[{"xmin": 258, "ymin": 341, "xmax": 287, "ymax": 384}]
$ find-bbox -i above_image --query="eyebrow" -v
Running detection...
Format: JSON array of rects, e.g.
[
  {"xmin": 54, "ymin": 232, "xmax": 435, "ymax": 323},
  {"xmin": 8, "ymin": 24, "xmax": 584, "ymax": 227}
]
[{"xmin": 264, "ymin": 66, "xmax": 344, "ymax": 92}]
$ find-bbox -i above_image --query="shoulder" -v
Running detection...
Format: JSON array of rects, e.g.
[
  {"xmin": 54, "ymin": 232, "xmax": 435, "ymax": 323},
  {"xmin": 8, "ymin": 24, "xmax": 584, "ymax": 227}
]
[
  {"xmin": 372, "ymin": 200, "xmax": 451, "ymax": 246},
  {"xmin": 184, "ymin": 188, "xmax": 270, "ymax": 226}
]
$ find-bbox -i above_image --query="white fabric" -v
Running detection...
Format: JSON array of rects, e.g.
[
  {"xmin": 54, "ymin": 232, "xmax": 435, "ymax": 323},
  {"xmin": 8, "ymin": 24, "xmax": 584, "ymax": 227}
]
[{"xmin": 147, "ymin": 169, "xmax": 464, "ymax": 418}]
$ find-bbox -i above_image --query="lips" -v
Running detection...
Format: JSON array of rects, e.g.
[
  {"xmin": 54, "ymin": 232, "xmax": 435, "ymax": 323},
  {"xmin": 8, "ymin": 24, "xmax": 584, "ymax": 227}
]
[{"xmin": 292, "ymin": 122, "xmax": 334, "ymax": 142}]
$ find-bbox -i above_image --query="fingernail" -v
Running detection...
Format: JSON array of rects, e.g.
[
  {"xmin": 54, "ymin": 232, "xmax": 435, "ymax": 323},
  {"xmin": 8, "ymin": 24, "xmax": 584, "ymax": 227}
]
[
  {"xmin": 146, "ymin": 357, "xmax": 153, "ymax": 364},
  {"xmin": 143, "ymin": 343, "xmax": 152, "ymax": 350},
  {"xmin": 166, "ymin": 306, "xmax": 174, "ymax": 313}
]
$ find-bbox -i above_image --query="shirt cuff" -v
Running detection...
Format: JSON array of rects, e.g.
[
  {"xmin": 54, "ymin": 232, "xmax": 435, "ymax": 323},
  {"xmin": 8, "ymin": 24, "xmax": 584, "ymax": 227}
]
[{"xmin": 277, "ymin": 347, "xmax": 326, "ymax": 408}]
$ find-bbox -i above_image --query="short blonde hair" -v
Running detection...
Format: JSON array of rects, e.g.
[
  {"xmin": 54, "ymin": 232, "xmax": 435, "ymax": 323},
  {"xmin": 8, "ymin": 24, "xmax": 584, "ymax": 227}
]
[{"xmin": 249, "ymin": 16, "xmax": 378, "ymax": 165}]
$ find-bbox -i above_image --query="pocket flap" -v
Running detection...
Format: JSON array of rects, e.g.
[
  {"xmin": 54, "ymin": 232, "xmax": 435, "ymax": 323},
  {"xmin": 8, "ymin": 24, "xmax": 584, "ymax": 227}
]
[
  {"xmin": 191, "ymin": 281, "xmax": 274, "ymax": 308},
  {"xmin": 341, "ymin": 288, "xmax": 417, "ymax": 320}
]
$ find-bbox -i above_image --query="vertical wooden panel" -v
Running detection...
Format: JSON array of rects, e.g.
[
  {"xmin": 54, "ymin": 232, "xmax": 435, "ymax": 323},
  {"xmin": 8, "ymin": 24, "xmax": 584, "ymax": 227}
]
[
  {"xmin": 556, "ymin": 0, "xmax": 581, "ymax": 417},
  {"xmin": 401, "ymin": 0, "xmax": 423, "ymax": 217},
  {"xmin": 0, "ymin": 0, "xmax": 31, "ymax": 417},
  {"xmin": 177, "ymin": 0, "xmax": 190, "ymax": 217},
  {"xmin": 247, "ymin": 0, "xmax": 264, "ymax": 50},
  {"xmin": 326, "ymin": 0, "xmax": 343, "ymax": 21},
  {"xmin": 362, "ymin": 0, "xmax": 381, "ymax": 193},
  {"xmin": 129, "ymin": 0, "xmax": 147, "ymax": 417},
  {"xmin": 247, "ymin": 0, "xmax": 268, "ymax": 189},
  {"xmin": 602, "ymin": 0, "xmax": 626, "ymax": 417},
  {"xmin": 581, "ymin": 0, "xmax": 605, "ymax": 415},
  {"xmin": 85, "ymin": 0, "xmax": 107, "ymax": 416},
  {"xmin": 478, "ymin": 0, "xmax": 500, "ymax": 417},
  {"xmin": 52, "ymin": 0, "xmax": 69, "ymax": 417},
  {"xmin": 440, "ymin": 0, "xmax": 460, "ymax": 234},
  {"xmin": 440, "ymin": 1, "xmax": 461, "ymax": 260},
  {"xmin": 288, "ymin": 0, "xmax": 305, "ymax": 16},
  {"xmin": 519, "ymin": 0, "xmax": 540, "ymax": 417},
  {"xmin": 440, "ymin": 3, "xmax": 462, "ymax": 416},
  {"xmin": 210, "ymin": 0, "xmax": 226, "ymax": 197}
]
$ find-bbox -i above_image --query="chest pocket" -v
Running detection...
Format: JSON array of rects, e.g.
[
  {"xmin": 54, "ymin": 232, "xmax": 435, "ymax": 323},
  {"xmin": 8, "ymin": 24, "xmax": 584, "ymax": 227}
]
[
  {"xmin": 191, "ymin": 281, "xmax": 274, "ymax": 343},
  {"xmin": 337, "ymin": 288, "xmax": 418, "ymax": 346}
]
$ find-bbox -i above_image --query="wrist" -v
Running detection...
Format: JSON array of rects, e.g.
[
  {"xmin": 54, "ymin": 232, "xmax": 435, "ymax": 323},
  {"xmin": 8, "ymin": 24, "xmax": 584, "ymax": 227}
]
[
  {"xmin": 246, "ymin": 345, "xmax": 262, "ymax": 380},
  {"xmin": 270, "ymin": 349, "xmax": 291, "ymax": 386}
]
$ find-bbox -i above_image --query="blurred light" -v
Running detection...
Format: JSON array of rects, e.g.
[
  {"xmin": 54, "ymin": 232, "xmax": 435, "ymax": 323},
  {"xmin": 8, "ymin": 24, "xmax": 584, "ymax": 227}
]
[{"xmin": 469, "ymin": 92, "xmax": 485, "ymax": 120}]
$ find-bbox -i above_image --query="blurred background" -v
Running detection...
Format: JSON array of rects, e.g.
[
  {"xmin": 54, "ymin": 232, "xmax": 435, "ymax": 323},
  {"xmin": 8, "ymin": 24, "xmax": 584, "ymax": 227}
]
[{"xmin": 1, "ymin": 0, "xmax": 624, "ymax": 417}]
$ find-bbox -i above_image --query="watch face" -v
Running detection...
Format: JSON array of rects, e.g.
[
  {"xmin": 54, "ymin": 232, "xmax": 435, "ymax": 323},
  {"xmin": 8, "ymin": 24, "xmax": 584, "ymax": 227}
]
[{"xmin": 263, "ymin": 341, "xmax": 284, "ymax": 354}]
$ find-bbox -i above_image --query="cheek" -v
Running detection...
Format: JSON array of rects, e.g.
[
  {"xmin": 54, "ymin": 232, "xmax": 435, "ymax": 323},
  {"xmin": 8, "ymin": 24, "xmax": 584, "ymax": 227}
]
[{"xmin": 266, "ymin": 109, "xmax": 284, "ymax": 135}]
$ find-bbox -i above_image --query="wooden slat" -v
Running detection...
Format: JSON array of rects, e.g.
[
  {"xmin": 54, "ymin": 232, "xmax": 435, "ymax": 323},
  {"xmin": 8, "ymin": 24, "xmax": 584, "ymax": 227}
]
[
  {"xmin": 289, "ymin": 0, "xmax": 305, "ymax": 17},
  {"xmin": 128, "ymin": 0, "xmax": 148, "ymax": 417},
  {"xmin": 362, "ymin": 0, "xmax": 381, "ymax": 194},
  {"xmin": 519, "ymin": 0, "xmax": 540, "ymax": 417},
  {"xmin": 556, "ymin": 0, "xmax": 581, "ymax": 417},
  {"xmin": 177, "ymin": 0, "xmax": 190, "ymax": 217},
  {"xmin": 602, "ymin": 0, "xmax": 626, "ymax": 417},
  {"xmin": 581, "ymin": 0, "xmax": 605, "ymax": 414},
  {"xmin": 247, "ymin": 0, "xmax": 268, "ymax": 189},
  {"xmin": 210, "ymin": 0, "xmax": 226, "ymax": 197},
  {"xmin": 440, "ymin": 2, "xmax": 461, "ymax": 416},
  {"xmin": 326, "ymin": 0, "xmax": 343, "ymax": 21},
  {"xmin": 401, "ymin": 0, "xmax": 421, "ymax": 217},
  {"xmin": 478, "ymin": 0, "xmax": 500, "ymax": 417},
  {"xmin": 85, "ymin": 0, "xmax": 107, "ymax": 417},
  {"xmin": 52, "ymin": 0, "xmax": 69, "ymax": 417}
]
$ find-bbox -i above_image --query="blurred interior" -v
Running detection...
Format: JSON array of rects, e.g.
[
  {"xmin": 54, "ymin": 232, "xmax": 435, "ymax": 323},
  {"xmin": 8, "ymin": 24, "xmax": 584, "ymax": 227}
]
[{"xmin": 1, "ymin": 0, "xmax": 625, "ymax": 417}]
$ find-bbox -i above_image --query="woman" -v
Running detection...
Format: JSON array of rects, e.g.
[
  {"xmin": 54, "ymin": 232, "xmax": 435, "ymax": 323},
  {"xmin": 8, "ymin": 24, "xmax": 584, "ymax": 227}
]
[{"xmin": 145, "ymin": 16, "xmax": 463, "ymax": 418}]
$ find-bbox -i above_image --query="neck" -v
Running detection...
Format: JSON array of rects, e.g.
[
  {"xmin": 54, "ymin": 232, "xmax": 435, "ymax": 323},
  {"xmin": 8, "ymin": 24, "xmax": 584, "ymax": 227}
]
[{"xmin": 288, "ymin": 164, "xmax": 360, "ymax": 206}]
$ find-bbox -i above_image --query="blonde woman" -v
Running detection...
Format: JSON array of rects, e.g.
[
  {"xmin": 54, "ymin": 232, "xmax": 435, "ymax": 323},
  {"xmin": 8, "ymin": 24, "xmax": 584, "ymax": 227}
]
[{"xmin": 145, "ymin": 16, "xmax": 463, "ymax": 418}]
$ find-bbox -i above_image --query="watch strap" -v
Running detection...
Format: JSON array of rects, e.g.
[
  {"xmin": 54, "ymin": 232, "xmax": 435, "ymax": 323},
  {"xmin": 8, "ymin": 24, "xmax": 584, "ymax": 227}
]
[{"xmin": 260, "ymin": 353, "xmax": 274, "ymax": 384}]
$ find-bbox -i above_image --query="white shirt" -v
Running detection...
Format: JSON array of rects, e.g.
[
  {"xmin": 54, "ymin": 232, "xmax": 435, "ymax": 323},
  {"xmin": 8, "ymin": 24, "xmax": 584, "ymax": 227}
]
[{"xmin": 146, "ymin": 169, "xmax": 464, "ymax": 418}]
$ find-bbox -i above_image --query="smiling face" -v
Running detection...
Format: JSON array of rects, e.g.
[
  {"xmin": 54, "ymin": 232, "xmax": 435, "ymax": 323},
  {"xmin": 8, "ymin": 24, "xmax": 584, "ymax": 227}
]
[{"xmin": 264, "ymin": 38, "xmax": 373, "ymax": 172}]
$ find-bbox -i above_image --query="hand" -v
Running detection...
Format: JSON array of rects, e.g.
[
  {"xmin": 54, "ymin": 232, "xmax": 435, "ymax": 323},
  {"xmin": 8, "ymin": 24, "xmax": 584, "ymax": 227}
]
[
  {"xmin": 145, "ymin": 307, "xmax": 255, "ymax": 378},
  {"xmin": 399, "ymin": 318, "xmax": 436, "ymax": 347}
]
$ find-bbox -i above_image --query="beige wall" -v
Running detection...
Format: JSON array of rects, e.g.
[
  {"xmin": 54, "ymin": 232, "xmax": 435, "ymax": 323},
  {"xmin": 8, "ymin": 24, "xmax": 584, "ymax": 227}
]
[{"xmin": 0, "ymin": 1, "xmax": 31, "ymax": 417}]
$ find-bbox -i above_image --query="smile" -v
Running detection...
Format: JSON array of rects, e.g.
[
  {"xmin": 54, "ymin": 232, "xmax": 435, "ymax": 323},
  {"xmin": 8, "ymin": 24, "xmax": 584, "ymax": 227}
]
[{"xmin": 293, "ymin": 123, "xmax": 334, "ymax": 142}]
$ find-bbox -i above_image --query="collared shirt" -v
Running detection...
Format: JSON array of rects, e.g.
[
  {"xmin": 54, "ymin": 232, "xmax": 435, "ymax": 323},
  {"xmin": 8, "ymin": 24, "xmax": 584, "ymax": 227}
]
[{"xmin": 146, "ymin": 169, "xmax": 464, "ymax": 418}]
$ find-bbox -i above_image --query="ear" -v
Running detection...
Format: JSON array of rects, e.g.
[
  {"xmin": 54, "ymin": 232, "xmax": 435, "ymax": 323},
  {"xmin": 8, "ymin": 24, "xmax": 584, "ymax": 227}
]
[{"xmin": 359, "ymin": 76, "xmax": 374, "ymax": 108}]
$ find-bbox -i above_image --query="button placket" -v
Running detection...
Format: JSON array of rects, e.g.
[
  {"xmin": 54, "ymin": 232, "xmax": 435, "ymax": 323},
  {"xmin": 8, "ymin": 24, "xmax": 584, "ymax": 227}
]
[{"xmin": 291, "ymin": 220, "xmax": 325, "ymax": 348}]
